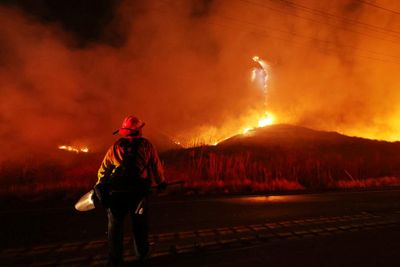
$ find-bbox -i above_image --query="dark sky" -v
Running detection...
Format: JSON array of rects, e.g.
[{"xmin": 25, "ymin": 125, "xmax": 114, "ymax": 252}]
[
  {"xmin": 1, "ymin": 0, "xmax": 214, "ymax": 47},
  {"xmin": 1, "ymin": 0, "xmax": 123, "ymax": 47}
]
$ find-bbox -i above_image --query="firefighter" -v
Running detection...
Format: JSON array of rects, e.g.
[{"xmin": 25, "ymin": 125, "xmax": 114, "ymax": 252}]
[{"xmin": 94, "ymin": 115, "xmax": 167, "ymax": 267}]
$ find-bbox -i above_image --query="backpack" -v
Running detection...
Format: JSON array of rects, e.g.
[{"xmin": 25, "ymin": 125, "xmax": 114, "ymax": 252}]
[{"xmin": 109, "ymin": 137, "xmax": 151, "ymax": 197}]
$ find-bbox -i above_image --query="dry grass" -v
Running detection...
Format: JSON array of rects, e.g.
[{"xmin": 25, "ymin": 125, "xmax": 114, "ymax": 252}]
[
  {"xmin": 164, "ymin": 150, "xmax": 306, "ymax": 194},
  {"xmin": 0, "ymin": 157, "xmax": 98, "ymax": 196},
  {"xmin": 2, "ymin": 142, "xmax": 400, "ymax": 197},
  {"xmin": 336, "ymin": 176, "xmax": 400, "ymax": 189},
  {"xmin": 162, "ymin": 145, "xmax": 400, "ymax": 193}
]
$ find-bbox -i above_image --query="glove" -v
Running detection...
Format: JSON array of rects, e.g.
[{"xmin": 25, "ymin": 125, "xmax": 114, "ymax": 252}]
[
  {"xmin": 90, "ymin": 189, "xmax": 100, "ymax": 208},
  {"xmin": 157, "ymin": 181, "xmax": 167, "ymax": 193},
  {"xmin": 94, "ymin": 183, "xmax": 110, "ymax": 208}
]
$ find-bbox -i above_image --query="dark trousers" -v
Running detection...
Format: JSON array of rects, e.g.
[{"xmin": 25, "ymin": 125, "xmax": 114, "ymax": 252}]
[{"xmin": 106, "ymin": 196, "xmax": 149, "ymax": 266}]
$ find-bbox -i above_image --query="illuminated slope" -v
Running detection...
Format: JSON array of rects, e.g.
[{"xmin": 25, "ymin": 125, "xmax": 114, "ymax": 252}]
[{"xmin": 217, "ymin": 124, "xmax": 384, "ymax": 148}]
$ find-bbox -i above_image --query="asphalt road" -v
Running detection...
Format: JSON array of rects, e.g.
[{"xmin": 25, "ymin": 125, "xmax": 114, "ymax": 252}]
[
  {"xmin": 147, "ymin": 224, "xmax": 400, "ymax": 267},
  {"xmin": 1, "ymin": 189, "xmax": 400, "ymax": 266}
]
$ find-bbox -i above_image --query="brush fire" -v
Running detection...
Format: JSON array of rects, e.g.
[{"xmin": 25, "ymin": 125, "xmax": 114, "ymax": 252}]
[
  {"xmin": 2, "ymin": 0, "xmax": 400, "ymax": 196},
  {"xmin": 240, "ymin": 55, "xmax": 275, "ymax": 135},
  {"xmin": 58, "ymin": 145, "xmax": 89, "ymax": 154},
  {"xmin": 175, "ymin": 55, "xmax": 276, "ymax": 146},
  {"xmin": 209, "ymin": 55, "xmax": 275, "ymax": 143}
]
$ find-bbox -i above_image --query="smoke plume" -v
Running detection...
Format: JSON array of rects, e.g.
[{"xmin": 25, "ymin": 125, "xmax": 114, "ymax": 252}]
[{"xmin": 1, "ymin": 0, "xmax": 400, "ymax": 164}]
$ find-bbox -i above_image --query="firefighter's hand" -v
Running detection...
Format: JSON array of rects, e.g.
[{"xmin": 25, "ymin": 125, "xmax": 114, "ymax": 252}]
[
  {"xmin": 157, "ymin": 181, "xmax": 167, "ymax": 193},
  {"xmin": 91, "ymin": 189, "xmax": 100, "ymax": 208},
  {"xmin": 94, "ymin": 183, "xmax": 110, "ymax": 208}
]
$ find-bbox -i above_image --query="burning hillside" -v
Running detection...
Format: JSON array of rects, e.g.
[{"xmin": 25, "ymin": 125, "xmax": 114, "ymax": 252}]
[
  {"xmin": 163, "ymin": 124, "xmax": 400, "ymax": 192},
  {"xmin": 2, "ymin": 123, "xmax": 400, "ymax": 196},
  {"xmin": 218, "ymin": 124, "xmax": 356, "ymax": 147},
  {"xmin": 2, "ymin": 1, "xmax": 400, "ymax": 196},
  {"xmin": 2, "ymin": 1, "xmax": 400, "ymax": 166}
]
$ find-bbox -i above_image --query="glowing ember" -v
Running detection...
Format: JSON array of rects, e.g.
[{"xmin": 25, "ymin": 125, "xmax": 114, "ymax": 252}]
[
  {"xmin": 58, "ymin": 145, "xmax": 89, "ymax": 153},
  {"xmin": 172, "ymin": 139, "xmax": 181, "ymax": 146}
]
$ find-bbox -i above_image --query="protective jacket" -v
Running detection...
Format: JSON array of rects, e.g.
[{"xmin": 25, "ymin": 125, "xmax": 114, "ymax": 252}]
[{"xmin": 97, "ymin": 136, "xmax": 165, "ymax": 193}]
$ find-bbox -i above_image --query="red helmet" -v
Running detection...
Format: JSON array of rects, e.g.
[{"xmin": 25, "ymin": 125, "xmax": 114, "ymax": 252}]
[{"xmin": 113, "ymin": 115, "xmax": 145, "ymax": 135}]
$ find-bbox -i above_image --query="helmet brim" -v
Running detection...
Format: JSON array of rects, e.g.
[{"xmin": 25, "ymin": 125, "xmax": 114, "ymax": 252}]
[{"xmin": 112, "ymin": 122, "xmax": 145, "ymax": 135}]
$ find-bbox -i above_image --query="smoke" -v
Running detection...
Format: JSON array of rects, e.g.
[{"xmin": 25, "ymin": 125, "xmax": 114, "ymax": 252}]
[{"xmin": 1, "ymin": 0, "xmax": 400, "ymax": 163}]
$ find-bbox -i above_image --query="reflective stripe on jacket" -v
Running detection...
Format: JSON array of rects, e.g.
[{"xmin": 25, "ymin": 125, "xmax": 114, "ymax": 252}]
[{"xmin": 97, "ymin": 137, "xmax": 165, "ymax": 187}]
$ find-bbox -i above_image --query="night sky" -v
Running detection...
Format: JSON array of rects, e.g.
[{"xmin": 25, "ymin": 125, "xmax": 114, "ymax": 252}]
[{"xmin": 1, "ymin": 0, "xmax": 125, "ymax": 46}]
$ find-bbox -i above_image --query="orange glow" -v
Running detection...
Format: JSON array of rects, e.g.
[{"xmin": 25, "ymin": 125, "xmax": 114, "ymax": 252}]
[
  {"xmin": 175, "ymin": 53, "xmax": 276, "ymax": 147},
  {"xmin": 4, "ymin": 1, "xmax": 400, "ymax": 166},
  {"xmin": 241, "ymin": 112, "xmax": 276, "ymax": 135},
  {"xmin": 177, "ymin": 111, "xmax": 277, "ymax": 146},
  {"xmin": 242, "ymin": 127, "xmax": 253, "ymax": 134},
  {"xmin": 206, "ymin": 55, "xmax": 275, "ymax": 144},
  {"xmin": 219, "ymin": 195, "xmax": 313, "ymax": 204},
  {"xmin": 58, "ymin": 145, "xmax": 89, "ymax": 153},
  {"xmin": 258, "ymin": 112, "xmax": 275, "ymax": 127}
]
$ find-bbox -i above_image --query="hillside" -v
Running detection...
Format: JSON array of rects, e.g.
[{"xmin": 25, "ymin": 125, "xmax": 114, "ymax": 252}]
[
  {"xmin": 2, "ymin": 124, "xmax": 400, "ymax": 195},
  {"xmin": 218, "ymin": 124, "xmax": 391, "ymax": 148},
  {"xmin": 162, "ymin": 124, "xmax": 400, "ymax": 191},
  {"xmin": 0, "ymin": 130, "xmax": 182, "ymax": 195}
]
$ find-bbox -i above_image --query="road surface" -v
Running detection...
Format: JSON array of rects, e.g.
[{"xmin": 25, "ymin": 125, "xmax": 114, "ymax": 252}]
[{"xmin": 1, "ymin": 189, "xmax": 400, "ymax": 266}]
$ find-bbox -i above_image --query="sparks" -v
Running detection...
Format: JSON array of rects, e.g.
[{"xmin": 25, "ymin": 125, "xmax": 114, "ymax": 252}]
[
  {"xmin": 239, "ymin": 56, "xmax": 275, "ymax": 136},
  {"xmin": 252, "ymin": 55, "xmax": 269, "ymax": 95},
  {"xmin": 184, "ymin": 55, "xmax": 277, "ymax": 146}
]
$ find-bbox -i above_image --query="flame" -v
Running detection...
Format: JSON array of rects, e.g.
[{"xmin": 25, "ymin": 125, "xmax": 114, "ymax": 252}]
[
  {"xmin": 242, "ymin": 127, "xmax": 254, "ymax": 134},
  {"xmin": 242, "ymin": 112, "xmax": 275, "ymax": 135},
  {"xmin": 228, "ymin": 56, "xmax": 275, "ymax": 139},
  {"xmin": 176, "ymin": 55, "xmax": 276, "ymax": 146},
  {"xmin": 58, "ymin": 145, "xmax": 89, "ymax": 153},
  {"xmin": 80, "ymin": 147, "xmax": 89, "ymax": 153},
  {"xmin": 258, "ymin": 112, "xmax": 275, "ymax": 127}
]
